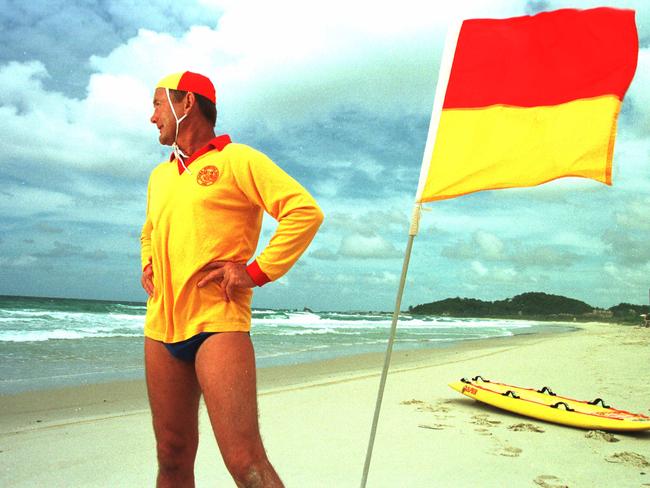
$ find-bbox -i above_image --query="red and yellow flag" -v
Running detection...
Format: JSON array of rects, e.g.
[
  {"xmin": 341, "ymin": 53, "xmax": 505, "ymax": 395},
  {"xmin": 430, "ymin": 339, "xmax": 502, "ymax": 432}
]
[{"xmin": 416, "ymin": 7, "xmax": 638, "ymax": 203}]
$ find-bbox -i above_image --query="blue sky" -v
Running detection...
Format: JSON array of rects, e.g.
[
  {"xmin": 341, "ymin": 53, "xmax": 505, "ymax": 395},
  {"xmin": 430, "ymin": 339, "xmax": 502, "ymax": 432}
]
[{"xmin": 0, "ymin": 0, "xmax": 649, "ymax": 311}]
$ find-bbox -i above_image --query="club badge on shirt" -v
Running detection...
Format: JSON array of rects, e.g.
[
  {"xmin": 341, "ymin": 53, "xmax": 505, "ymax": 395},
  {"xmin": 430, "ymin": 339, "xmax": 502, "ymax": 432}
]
[{"xmin": 197, "ymin": 166, "xmax": 219, "ymax": 186}]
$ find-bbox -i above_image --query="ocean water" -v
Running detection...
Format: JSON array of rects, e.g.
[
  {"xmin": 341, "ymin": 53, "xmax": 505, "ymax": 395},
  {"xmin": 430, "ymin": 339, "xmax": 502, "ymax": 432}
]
[{"xmin": 0, "ymin": 295, "xmax": 576, "ymax": 394}]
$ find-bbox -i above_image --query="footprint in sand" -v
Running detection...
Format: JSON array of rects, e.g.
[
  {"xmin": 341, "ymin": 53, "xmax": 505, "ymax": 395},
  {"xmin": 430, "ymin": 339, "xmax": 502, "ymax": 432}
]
[
  {"xmin": 401, "ymin": 399, "xmax": 454, "ymax": 421},
  {"xmin": 533, "ymin": 474, "xmax": 569, "ymax": 488},
  {"xmin": 401, "ymin": 398, "xmax": 455, "ymax": 416},
  {"xmin": 474, "ymin": 427, "xmax": 493, "ymax": 436},
  {"xmin": 508, "ymin": 423, "xmax": 545, "ymax": 433},
  {"xmin": 489, "ymin": 435, "xmax": 522, "ymax": 457},
  {"xmin": 417, "ymin": 404, "xmax": 439, "ymax": 413},
  {"xmin": 418, "ymin": 423, "xmax": 450, "ymax": 431},
  {"xmin": 400, "ymin": 399, "xmax": 434, "ymax": 412},
  {"xmin": 471, "ymin": 414, "xmax": 501, "ymax": 427},
  {"xmin": 400, "ymin": 399, "xmax": 425, "ymax": 406},
  {"xmin": 605, "ymin": 451, "xmax": 650, "ymax": 468},
  {"xmin": 584, "ymin": 430, "xmax": 620, "ymax": 443},
  {"xmin": 424, "ymin": 400, "xmax": 454, "ymax": 414},
  {"xmin": 497, "ymin": 445, "xmax": 522, "ymax": 457}
]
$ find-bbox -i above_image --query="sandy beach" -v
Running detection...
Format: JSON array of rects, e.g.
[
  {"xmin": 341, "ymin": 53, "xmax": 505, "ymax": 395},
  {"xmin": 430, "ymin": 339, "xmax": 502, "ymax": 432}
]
[{"xmin": 1, "ymin": 322, "xmax": 649, "ymax": 487}]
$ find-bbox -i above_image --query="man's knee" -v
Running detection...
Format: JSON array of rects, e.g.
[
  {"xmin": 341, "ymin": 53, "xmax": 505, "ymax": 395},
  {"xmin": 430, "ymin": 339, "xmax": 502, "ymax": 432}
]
[
  {"xmin": 156, "ymin": 435, "xmax": 197, "ymax": 474},
  {"xmin": 222, "ymin": 446, "xmax": 269, "ymax": 485}
]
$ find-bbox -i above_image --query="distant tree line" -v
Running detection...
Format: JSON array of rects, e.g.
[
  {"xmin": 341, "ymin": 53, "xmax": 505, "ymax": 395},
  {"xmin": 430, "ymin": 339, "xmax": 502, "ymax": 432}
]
[{"xmin": 408, "ymin": 292, "xmax": 650, "ymax": 324}]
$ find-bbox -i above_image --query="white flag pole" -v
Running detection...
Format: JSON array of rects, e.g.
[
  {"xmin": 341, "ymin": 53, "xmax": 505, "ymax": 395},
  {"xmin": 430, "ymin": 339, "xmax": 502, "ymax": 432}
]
[
  {"xmin": 360, "ymin": 20, "xmax": 462, "ymax": 488},
  {"xmin": 359, "ymin": 204, "xmax": 420, "ymax": 488}
]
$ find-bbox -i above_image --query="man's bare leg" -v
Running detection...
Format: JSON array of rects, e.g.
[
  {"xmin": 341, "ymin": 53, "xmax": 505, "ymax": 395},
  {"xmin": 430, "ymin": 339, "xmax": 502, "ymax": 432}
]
[
  {"xmin": 195, "ymin": 332, "xmax": 283, "ymax": 488},
  {"xmin": 145, "ymin": 337, "xmax": 202, "ymax": 488}
]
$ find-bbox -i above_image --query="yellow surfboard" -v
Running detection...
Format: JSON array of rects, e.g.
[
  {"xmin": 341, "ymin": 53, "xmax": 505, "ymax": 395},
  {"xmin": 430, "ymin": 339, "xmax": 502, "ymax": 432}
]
[{"xmin": 449, "ymin": 376, "xmax": 650, "ymax": 431}]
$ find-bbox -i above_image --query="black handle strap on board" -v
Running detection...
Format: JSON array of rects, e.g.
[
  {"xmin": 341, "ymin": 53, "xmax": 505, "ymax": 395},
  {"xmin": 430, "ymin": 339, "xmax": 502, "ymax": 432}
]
[
  {"xmin": 461, "ymin": 376, "xmax": 490, "ymax": 384},
  {"xmin": 502, "ymin": 390, "xmax": 520, "ymax": 399},
  {"xmin": 550, "ymin": 401, "xmax": 575, "ymax": 412},
  {"xmin": 588, "ymin": 398, "xmax": 611, "ymax": 408},
  {"xmin": 536, "ymin": 386, "xmax": 557, "ymax": 396}
]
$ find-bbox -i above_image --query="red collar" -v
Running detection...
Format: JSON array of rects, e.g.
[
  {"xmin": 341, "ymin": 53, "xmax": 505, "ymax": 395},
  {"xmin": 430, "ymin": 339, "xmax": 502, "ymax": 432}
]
[{"xmin": 170, "ymin": 134, "xmax": 232, "ymax": 174}]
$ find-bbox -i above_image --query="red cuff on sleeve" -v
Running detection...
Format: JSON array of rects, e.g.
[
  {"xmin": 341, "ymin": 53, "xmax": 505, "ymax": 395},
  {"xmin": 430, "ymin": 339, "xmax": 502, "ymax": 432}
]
[{"xmin": 246, "ymin": 260, "xmax": 271, "ymax": 287}]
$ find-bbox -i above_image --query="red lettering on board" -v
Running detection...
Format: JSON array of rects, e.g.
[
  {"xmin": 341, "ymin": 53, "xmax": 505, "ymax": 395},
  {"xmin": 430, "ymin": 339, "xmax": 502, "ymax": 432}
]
[{"xmin": 462, "ymin": 385, "xmax": 478, "ymax": 395}]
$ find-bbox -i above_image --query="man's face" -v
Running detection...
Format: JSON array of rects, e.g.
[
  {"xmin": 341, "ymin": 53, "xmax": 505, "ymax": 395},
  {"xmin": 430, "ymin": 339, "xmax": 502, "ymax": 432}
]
[{"xmin": 150, "ymin": 87, "xmax": 181, "ymax": 146}]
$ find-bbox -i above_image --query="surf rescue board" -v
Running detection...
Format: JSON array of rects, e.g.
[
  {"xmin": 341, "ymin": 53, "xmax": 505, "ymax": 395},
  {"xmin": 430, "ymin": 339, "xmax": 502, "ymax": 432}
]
[{"xmin": 449, "ymin": 376, "xmax": 650, "ymax": 431}]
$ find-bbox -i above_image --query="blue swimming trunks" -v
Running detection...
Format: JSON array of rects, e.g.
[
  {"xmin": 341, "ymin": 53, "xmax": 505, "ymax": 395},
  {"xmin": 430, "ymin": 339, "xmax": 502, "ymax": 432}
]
[{"xmin": 164, "ymin": 332, "xmax": 217, "ymax": 362}]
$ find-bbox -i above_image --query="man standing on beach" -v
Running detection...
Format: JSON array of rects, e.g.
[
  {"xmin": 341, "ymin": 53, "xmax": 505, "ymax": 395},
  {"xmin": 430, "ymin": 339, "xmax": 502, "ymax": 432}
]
[{"xmin": 140, "ymin": 71, "xmax": 323, "ymax": 487}]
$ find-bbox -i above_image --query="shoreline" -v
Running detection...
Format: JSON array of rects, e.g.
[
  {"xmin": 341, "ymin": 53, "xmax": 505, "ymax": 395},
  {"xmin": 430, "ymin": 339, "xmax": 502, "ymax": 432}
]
[
  {"xmin": 0, "ymin": 308, "xmax": 578, "ymax": 396},
  {"xmin": 0, "ymin": 323, "xmax": 578, "ymax": 435},
  {"xmin": 2, "ymin": 321, "xmax": 649, "ymax": 487}
]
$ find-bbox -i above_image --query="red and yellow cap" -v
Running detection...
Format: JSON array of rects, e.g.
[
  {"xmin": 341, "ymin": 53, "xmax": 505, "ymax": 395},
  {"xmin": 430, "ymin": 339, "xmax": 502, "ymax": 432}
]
[{"xmin": 156, "ymin": 71, "xmax": 216, "ymax": 104}]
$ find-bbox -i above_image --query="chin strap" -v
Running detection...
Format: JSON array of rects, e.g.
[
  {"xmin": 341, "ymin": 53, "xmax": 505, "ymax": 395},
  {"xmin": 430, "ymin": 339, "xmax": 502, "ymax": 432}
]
[{"xmin": 165, "ymin": 88, "xmax": 191, "ymax": 174}]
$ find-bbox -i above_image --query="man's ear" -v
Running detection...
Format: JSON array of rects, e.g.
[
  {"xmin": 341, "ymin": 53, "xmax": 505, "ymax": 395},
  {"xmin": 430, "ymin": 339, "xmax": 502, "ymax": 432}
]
[{"xmin": 185, "ymin": 92, "xmax": 196, "ymax": 113}]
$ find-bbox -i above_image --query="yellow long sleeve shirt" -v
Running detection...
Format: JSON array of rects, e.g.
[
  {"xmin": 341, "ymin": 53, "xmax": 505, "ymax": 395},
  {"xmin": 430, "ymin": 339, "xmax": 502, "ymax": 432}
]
[{"xmin": 140, "ymin": 135, "xmax": 323, "ymax": 343}]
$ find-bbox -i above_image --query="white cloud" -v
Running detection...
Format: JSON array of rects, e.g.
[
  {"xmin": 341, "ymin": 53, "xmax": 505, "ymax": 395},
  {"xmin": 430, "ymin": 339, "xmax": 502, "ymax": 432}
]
[
  {"xmin": 604, "ymin": 262, "xmax": 619, "ymax": 278},
  {"xmin": 441, "ymin": 229, "xmax": 583, "ymax": 270},
  {"xmin": 625, "ymin": 48, "xmax": 650, "ymax": 134},
  {"xmin": 0, "ymin": 255, "xmax": 38, "ymax": 267},
  {"xmin": 615, "ymin": 196, "xmax": 650, "ymax": 230},
  {"xmin": 510, "ymin": 246, "xmax": 577, "ymax": 268},
  {"xmin": 471, "ymin": 260, "xmax": 488, "ymax": 276},
  {"xmin": 0, "ymin": 185, "xmax": 74, "ymax": 218},
  {"xmin": 324, "ymin": 209, "xmax": 408, "ymax": 235},
  {"xmin": 333, "ymin": 273, "xmax": 356, "ymax": 284},
  {"xmin": 468, "ymin": 261, "xmax": 518, "ymax": 284},
  {"xmin": 602, "ymin": 260, "xmax": 650, "ymax": 302},
  {"xmin": 492, "ymin": 267, "xmax": 518, "ymax": 282},
  {"xmin": 545, "ymin": 230, "xmax": 604, "ymax": 252},
  {"xmin": 366, "ymin": 271, "xmax": 399, "ymax": 285},
  {"xmin": 339, "ymin": 233, "xmax": 401, "ymax": 258},
  {"xmin": 0, "ymin": 61, "xmax": 154, "ymax": 179},
  {"xmin": 309, "ymin": 248, "xmax": 339, "ymax": 261},
  {"xmin": 88, "ymin": 0, "xmax": 525, "ymax": 128},
  {"xmin": 313, "ymin": 180, "xmax": 340, "ymax": 199},
  {"xmin": 81, "ymin": 73, "xmax": 152, "ymax": 134},
  {"xmin": 474, "ymin": 231, "xmax": 504, "ymax": 259}
]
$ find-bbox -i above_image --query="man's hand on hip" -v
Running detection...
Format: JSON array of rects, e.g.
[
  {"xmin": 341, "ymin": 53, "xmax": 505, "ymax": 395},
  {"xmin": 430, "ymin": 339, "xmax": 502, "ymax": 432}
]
[
  {"xmin": 141, "ymin": 264, "xmax": 154, "ymax": 297},
  {"xmin": 197, "ymin": 261, "xmax": 255, "ymax": 302}
]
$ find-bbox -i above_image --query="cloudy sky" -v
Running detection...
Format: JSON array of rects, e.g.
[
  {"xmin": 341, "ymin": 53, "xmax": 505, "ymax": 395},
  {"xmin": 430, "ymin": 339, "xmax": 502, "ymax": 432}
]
[{"xmin": 1, "ymin": 0, "xmax": 648, "ymax": 311}]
